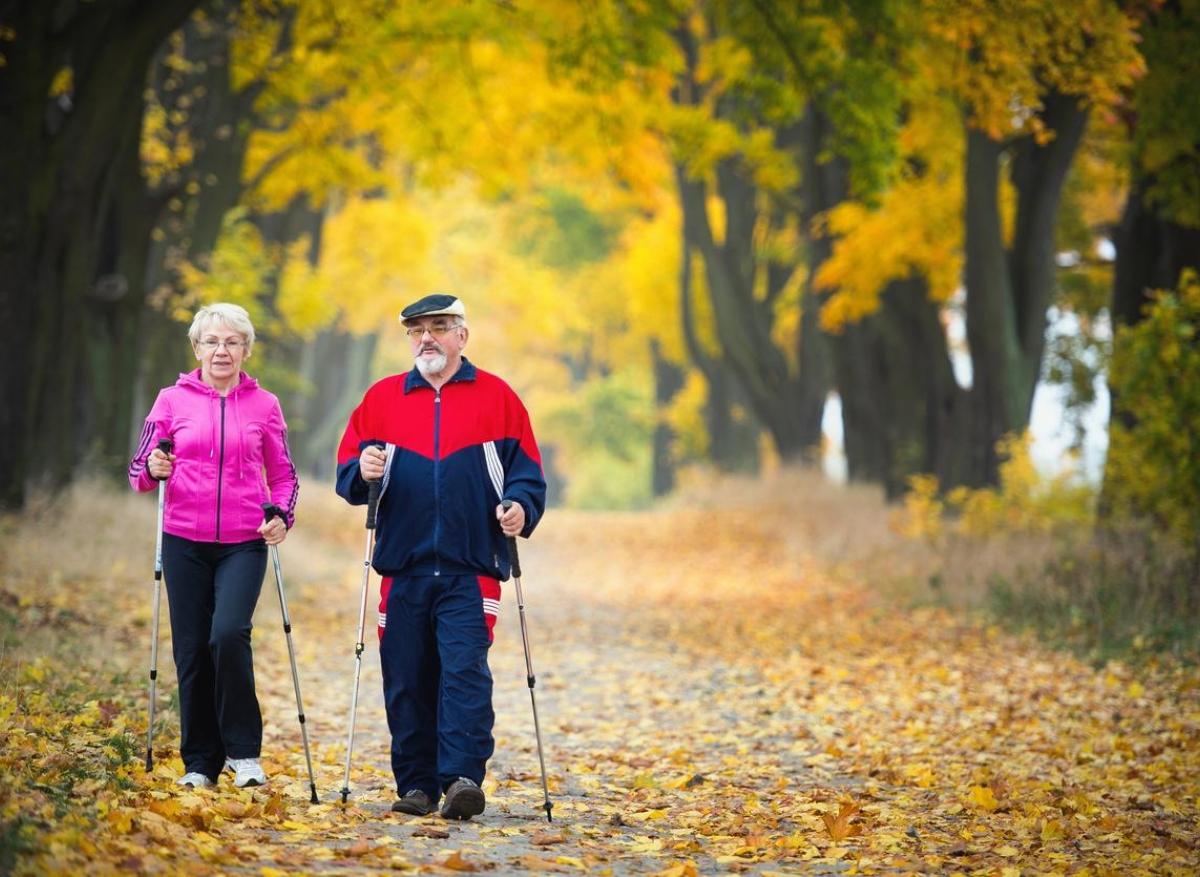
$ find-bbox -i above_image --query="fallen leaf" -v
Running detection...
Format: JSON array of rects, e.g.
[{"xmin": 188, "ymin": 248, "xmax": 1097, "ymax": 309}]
[
  {"xmin": 516, "ymin": 855, "xmax": 563, "ymax": 872},
  {"xmin": 821, "ymin": 802, "xmax": 863, "ymax": 841},
  {"xmin": 413, "ymin": 825, "xmax": 451, "ymax": 839},
  {"xmin": 440, "ymin": 851, "xmax": 478, "ymax": 872}
]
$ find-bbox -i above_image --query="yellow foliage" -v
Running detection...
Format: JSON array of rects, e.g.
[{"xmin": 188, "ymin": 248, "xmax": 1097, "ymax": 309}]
[
  {"xmin": 900, "ymin": 433, "xmax": 1094, "ymax": 541},
  {"xmin": 923, "ymin": 0, "xmax": 1144, "ymax": 140},
  {"xmin": 816, "ymin": 94, "xmax": 963, "ymax": 330},
  {"xmin": 276, "ymin": 237, "xmax": 336, "ymax": 338},
  {"xmin": 315, "ymin": 193, "xmax": 436, "ymax": 335}
]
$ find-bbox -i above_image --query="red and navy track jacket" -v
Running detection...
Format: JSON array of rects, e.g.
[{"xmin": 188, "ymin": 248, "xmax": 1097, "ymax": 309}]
[{"xmin": 335, "ymin": 359, "xmax": 546, "ymax": 581}]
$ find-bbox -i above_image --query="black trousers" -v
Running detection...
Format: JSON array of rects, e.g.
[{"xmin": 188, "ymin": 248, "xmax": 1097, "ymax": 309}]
[{"xmin": 162, "ymin": 533, "xmax": 267, "ymax": 779}]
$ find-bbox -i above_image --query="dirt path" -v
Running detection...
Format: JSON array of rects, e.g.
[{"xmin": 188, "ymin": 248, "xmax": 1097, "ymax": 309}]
[
  {"xmin": 250, "ymin": 504, "xmax": 860, "ymax": 875},
  {"xmin": 4, "ymin": 482, "xmax": 1197, "ymax": 875}
]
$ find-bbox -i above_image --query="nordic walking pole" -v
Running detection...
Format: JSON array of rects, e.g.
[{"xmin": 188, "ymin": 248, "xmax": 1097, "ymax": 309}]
[
  {"xmin": 501, "ymin": 500, "xmax": 553, "ymax": 823},
  {"xmin": 340, "ymin": 474, "xmax": 382, "ymax": 804},
  {"xmin": 146, "ymin": 438, "xmax": 172, "ymax": 772},
  {"xmin": 262, "ymin": 503, "xmax": 320, "ymax": 804}
]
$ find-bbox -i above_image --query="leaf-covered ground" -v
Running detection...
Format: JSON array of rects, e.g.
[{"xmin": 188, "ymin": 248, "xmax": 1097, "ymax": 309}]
[{"xmin": 1, "ymin": 473, "xmax": 1197, "ymax": 875}]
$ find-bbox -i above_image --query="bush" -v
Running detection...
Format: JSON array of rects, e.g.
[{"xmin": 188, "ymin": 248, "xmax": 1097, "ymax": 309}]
[
  {"xmin": 897, "ymin": 433, "xmax": 1198, "ymax": 661},
  {"xmin": 1104, "ymin": 268, "xmax": 1200, "ymax": 554}
]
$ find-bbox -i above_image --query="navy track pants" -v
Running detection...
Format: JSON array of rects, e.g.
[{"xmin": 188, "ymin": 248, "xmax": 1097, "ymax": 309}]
[{"xmin": 378, "ymin": 574, "xmax": 498, "ymax": 802}]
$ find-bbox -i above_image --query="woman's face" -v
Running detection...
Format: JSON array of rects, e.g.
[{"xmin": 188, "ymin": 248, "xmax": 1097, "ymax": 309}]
[{"xmin": 194, "ymin": 320, "xmax": 248, "ymax": 386}]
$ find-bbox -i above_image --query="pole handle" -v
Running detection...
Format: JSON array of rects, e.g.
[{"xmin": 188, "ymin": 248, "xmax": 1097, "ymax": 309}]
[
  {"xmin": 364, "ymin": 441, "xmax": 384, "ymax": 530},
  {"xmin": 366, "ymin": 479, "xmax": 382, "ymax": 530},
  {"xmin": 501, "ymin": 499, "xmax": 521, "ymax": 578},
  {"xmin": 156, "ymin": 438, "xmax": 173, "ymax": 455},
  {"xmin": 262, "ymin": 502, "xmax": 285, "ymax": 524}
]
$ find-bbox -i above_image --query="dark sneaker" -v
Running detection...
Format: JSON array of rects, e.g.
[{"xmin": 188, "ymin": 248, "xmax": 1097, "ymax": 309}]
[
  {"xmin": 440, "ymin": 777, "xmax": 485, "ymax": 820},
  {"xmin": 391, "ymin": 790, "xmax": 434, "ymax": 816}
]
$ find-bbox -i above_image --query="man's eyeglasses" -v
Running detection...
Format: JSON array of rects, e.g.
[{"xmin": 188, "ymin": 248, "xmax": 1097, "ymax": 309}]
[
  {"xmin": 405, "ymin": 323, "xmax": 460, "ymax": 339},
  {"xmin": 198, "ymin": 338, "xmax": 246, "ymax": 351}
]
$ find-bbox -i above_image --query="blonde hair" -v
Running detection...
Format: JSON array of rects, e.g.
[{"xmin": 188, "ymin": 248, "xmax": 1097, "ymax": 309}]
[{"xmin": 188, "ymin": 303, "xmax": 256, "ymax": 356}]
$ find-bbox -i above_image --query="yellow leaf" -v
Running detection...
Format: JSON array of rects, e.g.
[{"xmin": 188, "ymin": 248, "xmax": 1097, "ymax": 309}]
[
  {"xmin": 1040, "ymin": 819, "xmax": 1065, "ymax": 842},
  {"xmin": 967, "ymin": 786, "xmax": 999, "ymax": 812},
  {"xmin": 653, "ymin": 862, "xmax": 699, "ymax": 877},
  {"xmin": 996, "ymin": 845, "xmax": 1019, "ymax": 857},
  {"xmin": 517, "ymin": 855, "xmax": 563, "ymax": 872}
]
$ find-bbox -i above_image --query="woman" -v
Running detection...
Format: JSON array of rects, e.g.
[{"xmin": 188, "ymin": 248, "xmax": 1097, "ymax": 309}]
[{"xmin": 129, "ymin": 303, "xmax": 299, "ymax": 789}]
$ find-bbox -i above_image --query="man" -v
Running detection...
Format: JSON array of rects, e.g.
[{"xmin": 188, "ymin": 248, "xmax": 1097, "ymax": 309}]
[{"xmin": 335, "ymin": 293, "xmax": 546, "ymax": 820}]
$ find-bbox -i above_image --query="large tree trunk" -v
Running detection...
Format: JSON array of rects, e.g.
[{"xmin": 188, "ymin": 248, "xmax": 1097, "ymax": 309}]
[
  {"xmin": 676, "ymin": 165, "xmax": 810, "ymax": 458},
  {"xmin": 1111, "ymin": 177, "xmax": 1200, "ymax": 329},
  {"xmin": 650, "ymin": 339, "xmax": 685, "ymax": 496},
  {"xmin": 961, "ymin": 93, "xmax": 1088, "ymax": 486},
  {"xmin": 0, "ymin": 0, "xmax": 202, "ymax": 508},
  {"xmin": 679, "ymin": 236, "xmax": 760, "ymax": 474},
  {"xmin": 833, "ymin": 278, "xmax": 969, "ymax": 497},
  {"xmin": 137, "ymin": 2, "xmax": 265, "ymax": 424}
]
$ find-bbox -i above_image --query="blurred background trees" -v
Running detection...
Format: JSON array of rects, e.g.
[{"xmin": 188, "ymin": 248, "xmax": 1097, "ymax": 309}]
[{"xmin": 1, "ymin": 0, "xmax": 1197, "ymax": 559}]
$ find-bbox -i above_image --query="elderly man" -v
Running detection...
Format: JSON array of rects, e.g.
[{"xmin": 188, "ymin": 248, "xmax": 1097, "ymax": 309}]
[{"xmin": 335, "ymin": 293, "xmax": 547, "ymax": 820}]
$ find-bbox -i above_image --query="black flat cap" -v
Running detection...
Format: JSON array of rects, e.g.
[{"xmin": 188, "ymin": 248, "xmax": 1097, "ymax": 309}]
[{"xmin": 399, "ymin": 293, "xmax": 466, "ymax": 322}]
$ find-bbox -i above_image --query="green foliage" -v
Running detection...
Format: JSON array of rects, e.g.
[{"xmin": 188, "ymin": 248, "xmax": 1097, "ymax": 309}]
[
  {"xmin": 511, "ymin": 188, "xmax": 621, "ymax": 269},
  {"xmin": 1105, "ymin": 269, "xmax": 1200, "ymax": 551},
  {"xmin": 541, "ymin": 371, "xmax": 654, "ymax": 508}
]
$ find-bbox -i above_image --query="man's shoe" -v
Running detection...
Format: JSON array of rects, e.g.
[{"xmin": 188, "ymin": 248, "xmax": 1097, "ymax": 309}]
[
  {"xmin": 391, "ymin": 790, "xmax": 434, "ymax": 816},
  {"xmin": 177, "ymin": 771, "xmax": 214, "ymax": 788},
  {"xmin": 225, "ymin": 757, "xmax": 267, "ymax": 788},
  {"xmin": 440, "ymin": 777, "xmax": 485, "ymax": 820}
]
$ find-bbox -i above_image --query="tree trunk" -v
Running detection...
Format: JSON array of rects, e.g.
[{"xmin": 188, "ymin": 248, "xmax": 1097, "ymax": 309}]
[
  {"xmin": 0, "ymin": 0, "xmax": 202, "ymax": 508},
  {"xmin": 650, "ymin": 339, "xmax": 685, "ymax": 496},
  {"xmin": 679, "ymin": 235, "xmax": 760, "ymax": 473},
  {"xmin": 961, "ymin": 94, "xmax": 1088, "ymax": 486},
  {"xmin": 137, "ymin": 1, "xmax": 260, "ymax": 422},
  {"xmin": 833, "ymin": 278, "xmax": 969, "ymax": 498}
]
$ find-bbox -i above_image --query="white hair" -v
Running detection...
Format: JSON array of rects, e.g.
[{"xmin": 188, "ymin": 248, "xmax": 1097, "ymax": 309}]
[{"xmin": 188, "ymin": 303, "xmax": 256, "ymax": 355}]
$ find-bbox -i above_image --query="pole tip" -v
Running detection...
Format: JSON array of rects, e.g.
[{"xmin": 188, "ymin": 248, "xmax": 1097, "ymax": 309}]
[
  {"xmin": 544, "ymin": 802, "xmax": 553, "ymax": 823},
  {"xmin": 310, "ymin": 786, "xmax": 319, "ymax": 804}
]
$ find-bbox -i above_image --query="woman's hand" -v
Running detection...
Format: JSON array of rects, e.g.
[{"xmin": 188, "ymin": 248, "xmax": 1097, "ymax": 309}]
[
  {"xmin": 258, "ymin": 516, "xmax": 288, "ymax": 545},
  {"xmin": 148, "ymin": 448, "xmax": 175, "ymax": 480}
]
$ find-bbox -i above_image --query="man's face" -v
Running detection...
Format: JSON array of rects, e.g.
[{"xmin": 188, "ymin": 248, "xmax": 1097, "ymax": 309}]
[{"xmin": 406, "ymin": 317, "xmax": 467, "ymax": 377}]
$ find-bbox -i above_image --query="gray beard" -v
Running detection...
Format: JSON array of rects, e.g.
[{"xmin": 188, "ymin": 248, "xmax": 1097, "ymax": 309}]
[{"xmin": 416, "ymin": 351, "xmax": 447, "ymax": 376}]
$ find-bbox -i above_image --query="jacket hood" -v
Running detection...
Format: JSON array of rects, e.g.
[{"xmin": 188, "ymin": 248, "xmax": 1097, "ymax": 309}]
[{"xmin": 176, "ymin": 368, "xmax": 260, "ymax": 396}]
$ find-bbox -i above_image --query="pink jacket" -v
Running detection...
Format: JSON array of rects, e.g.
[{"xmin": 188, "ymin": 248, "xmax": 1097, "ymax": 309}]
[{"xmin": 129, "ymin": 369, "xmax": 298, "ymax": 543}]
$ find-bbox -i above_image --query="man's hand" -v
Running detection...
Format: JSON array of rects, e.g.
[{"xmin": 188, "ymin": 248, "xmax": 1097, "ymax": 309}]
[
  {"xmin": 359, "ymin": 445, "xmax": 387, "ymax": 481},
  {"xmin": 496, "ymin": 501, "xmax": 525, "ymax": 537}
]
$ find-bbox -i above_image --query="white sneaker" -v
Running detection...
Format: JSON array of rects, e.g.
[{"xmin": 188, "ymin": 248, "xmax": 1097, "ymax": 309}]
[
  {"xmin": 225, "ymin": 757, "xmax": 267, "ymax": 788},
  {"xmin": 177, "ymin": 771, "xmax": 214, "ymax": 788}
]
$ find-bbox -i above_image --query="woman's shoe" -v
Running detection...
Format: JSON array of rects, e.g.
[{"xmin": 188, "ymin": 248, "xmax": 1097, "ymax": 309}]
[
  {"xmin": 225, "ymin": 757, "xmax": 267, "ymax": 788},
  {"xmin": 177, "ymin": 771, "xmax": 214, "ymax": 788}
]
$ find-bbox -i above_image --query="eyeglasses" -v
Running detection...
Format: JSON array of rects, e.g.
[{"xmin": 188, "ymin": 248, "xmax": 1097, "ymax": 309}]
[
  {"xmin": 405, "ymin": 323, "xmax": 461, "ymax": 339},
  {"xmin": 198, "ymin": 338, "xmax": 246, "ymax": 351}
]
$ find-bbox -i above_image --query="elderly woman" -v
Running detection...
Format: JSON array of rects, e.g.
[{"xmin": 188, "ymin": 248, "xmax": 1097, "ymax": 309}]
[{"xmin": 128, "ymin": 303, "xmax": 298, "ymax": 789}]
